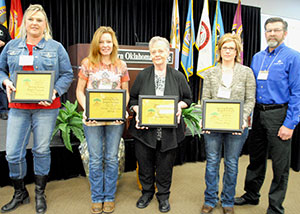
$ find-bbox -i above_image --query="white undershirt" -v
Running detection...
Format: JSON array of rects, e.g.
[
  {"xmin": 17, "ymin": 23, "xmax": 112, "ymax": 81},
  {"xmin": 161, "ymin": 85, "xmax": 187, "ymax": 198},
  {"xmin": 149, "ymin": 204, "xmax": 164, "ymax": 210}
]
[{"xmin": 221, "ymin": 67, "xmax": 233, "ymax": 88}]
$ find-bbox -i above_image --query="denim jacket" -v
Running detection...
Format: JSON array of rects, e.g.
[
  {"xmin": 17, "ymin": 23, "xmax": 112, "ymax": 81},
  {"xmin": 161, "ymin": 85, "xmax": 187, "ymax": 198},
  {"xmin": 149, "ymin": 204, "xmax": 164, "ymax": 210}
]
[{"xmin": 0, "ymin": 38, "xmax": 73, "ymax": 96}]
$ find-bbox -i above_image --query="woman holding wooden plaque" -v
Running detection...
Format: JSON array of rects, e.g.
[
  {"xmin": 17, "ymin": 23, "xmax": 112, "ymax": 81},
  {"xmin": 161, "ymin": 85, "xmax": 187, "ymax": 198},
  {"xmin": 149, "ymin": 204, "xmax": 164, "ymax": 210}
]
[
  {"xmin": 129, "ymin": 36, "xmax": 192, "ymax": 213},
  {"xmin": 76, "ymin": 26, "xmax": 129, "ymax": 214},
  {"xmin": 0, "ymin": 4, "xmax": 73, "ymax": 214},
  {"xmin": 200, "ymin": 33, "xmax": 256, "ymax": 214}
]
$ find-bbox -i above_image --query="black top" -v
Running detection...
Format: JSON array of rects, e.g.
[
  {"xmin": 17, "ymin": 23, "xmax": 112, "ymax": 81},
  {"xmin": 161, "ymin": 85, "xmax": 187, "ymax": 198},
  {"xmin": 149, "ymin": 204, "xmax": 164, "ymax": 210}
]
[
  {"xmin": 0, "ymin": 24, "xmax": 11, "ymax": 54},
  {"xmin": 129, "ymin": 65, "xmax": 192, "ymax": 152}
]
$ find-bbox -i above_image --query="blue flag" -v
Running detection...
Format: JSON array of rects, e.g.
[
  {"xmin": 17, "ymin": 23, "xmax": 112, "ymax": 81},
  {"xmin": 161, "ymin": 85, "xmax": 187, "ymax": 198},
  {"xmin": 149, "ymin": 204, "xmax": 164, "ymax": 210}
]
[
  {"xmin": 181, "ymin": 0, "xmax": 195, "ymax": 81},
  {"xmin": 0, "ymin": 0, "xmax": 7, "ymax": 27},
  {"xmin": 212, "ymin": 0, "xmax": 224, "ymax": 65}
]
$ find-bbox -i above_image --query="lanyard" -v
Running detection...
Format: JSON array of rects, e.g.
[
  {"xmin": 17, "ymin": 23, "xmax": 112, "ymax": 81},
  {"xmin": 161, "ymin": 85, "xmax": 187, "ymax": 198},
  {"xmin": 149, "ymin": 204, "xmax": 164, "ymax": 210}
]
[{"xmin": 259, "ymin": 49, "xmax": 283, "ymax": 72}]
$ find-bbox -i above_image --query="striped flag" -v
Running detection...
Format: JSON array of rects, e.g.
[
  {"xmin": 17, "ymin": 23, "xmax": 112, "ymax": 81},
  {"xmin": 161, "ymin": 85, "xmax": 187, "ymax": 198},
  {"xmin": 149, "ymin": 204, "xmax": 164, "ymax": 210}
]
[
  {"xmin": 196, "ymin": 0, "xmax": 212, "ymax": 78},
  {"xmin": 232, "ymin": 0, "xmax": 243, "ymax": 63},
  {"xmin": 0, "ymin": 0, "xmax": 7, "ymax": 27},
  {"xmin": 170, "ymin": 0, "xmax": 180, "ymax": 70},
  {"xmin": 9, "ymin": 0, "xmax": 23, "ymax": 39},
  {"xmin": 181, "ymin": 0, "xmax": 195, "ymax": 81},
  {"xmin": 212, "ymin": 0, "xmax": 224, "ymax": 66}
]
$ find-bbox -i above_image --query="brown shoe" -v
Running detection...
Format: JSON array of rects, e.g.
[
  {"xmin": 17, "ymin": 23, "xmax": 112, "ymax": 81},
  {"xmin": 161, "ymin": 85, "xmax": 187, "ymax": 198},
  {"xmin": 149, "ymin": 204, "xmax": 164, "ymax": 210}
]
[
  {"xmin": 201, "ymin": 204, "xmax": 214, "ymax": 214},
  {"xmin": 222, "ymin": 206, "xmax": 234, "ymax": 214},
  {"xmin": 91, "ymin": 202, "xmax": 102, "ymax": 214},
  {"xmin": 103, "ymin": 201, "xmax": 115, "ymax": 213}
]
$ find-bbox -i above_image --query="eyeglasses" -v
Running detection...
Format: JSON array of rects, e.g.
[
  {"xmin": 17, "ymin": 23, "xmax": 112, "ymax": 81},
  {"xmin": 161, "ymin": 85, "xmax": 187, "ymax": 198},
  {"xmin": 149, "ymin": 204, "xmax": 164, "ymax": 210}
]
[
  {"xmin": 265, "ymin": 29, "xmax": 283, "ymax": 33},
  {"xmin": 221, "ymin": 47, "xmax": 236, "ymax": 52}
]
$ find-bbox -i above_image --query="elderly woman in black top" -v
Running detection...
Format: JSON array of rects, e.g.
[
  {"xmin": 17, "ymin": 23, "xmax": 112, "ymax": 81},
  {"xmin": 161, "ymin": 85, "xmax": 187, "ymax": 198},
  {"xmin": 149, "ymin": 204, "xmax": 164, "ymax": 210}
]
[{"xmin": 129, "ymin": 36, "xmax": 192, "ymax": 213}]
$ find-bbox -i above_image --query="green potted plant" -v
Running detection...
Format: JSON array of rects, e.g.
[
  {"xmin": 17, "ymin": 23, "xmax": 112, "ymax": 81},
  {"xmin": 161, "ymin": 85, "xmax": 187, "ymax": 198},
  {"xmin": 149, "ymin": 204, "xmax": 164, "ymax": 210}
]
[
  {"xmin": 182, "ymin": 103, "xmax": 202, "ymax": 138},
  {"xmin": 51, "ymin": 100, "xmax": 125, "ymax": 179},
  {"xmin": 51, "ymin": 100, "xmax": 85, "ymax": 152}
]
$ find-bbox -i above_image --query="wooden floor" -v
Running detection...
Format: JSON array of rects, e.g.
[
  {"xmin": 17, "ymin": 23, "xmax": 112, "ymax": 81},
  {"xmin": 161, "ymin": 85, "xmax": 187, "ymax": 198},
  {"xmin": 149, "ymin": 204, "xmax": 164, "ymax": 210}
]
[{"xmin": 0, "ymin": 155, "xmax": 299, "ymax": 214}]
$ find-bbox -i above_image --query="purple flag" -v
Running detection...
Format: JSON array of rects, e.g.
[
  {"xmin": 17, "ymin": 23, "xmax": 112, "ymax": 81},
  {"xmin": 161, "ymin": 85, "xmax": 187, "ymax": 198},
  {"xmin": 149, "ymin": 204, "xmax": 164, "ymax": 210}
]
[{"xmin": 232, "ymin": 0, "xmax": 243, "ymax": 64}]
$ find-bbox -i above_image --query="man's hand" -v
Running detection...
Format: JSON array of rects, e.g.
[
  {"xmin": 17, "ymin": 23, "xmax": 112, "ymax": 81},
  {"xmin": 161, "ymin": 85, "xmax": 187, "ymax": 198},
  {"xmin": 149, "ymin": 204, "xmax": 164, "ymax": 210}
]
[{"xmin": 278, "ymin": 125, "xmax": 294, "ymax": 141}]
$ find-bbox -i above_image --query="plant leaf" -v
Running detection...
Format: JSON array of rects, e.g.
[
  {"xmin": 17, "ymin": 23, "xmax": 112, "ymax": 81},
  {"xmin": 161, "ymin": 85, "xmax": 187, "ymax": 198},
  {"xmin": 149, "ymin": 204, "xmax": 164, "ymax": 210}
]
[
  {"xmin": 61, "ymin": 126, "xmax": 72, "ymax": 152},
  {"xmin": 184, "ymin": 118, "xmax": 195, "ymax": 137},
  {"xmin": 53, "ymin": 100, "xmax": 84, "ymax": 152},
  {"xmin": 182, "ymin": 103, "xmax": 202, "ymax": 138},
  {"xmin": 69, "ymin": 117, "xmax": 84, "ymax": 128},
  {"xmin": 70, "ymin": 126, "xmax": 85, "ymax": 143},
  {"xmin": 51, "ymin": 125, "xmax": 60, "ymax": 140},
  {"xmin": 182, "ymin": 107, "xmax": 193, "ymax": 115}
]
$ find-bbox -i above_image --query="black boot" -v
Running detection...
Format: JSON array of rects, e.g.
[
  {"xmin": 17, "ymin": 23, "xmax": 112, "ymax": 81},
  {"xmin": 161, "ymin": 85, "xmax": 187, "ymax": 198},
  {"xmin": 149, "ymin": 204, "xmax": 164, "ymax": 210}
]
[
  {"xmin": 1, "ymin": 179, "xmax": 30, "ymax": 213},
  {"xmin": 34, "ymin": 175, "xmax": 48, "ymax": 214}
]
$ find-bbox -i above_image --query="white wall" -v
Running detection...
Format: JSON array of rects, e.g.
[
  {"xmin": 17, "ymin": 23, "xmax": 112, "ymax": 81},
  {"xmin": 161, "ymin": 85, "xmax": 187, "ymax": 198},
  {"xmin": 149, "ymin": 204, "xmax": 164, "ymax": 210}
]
[
  {"xmin": 221, "ymin": 0, "xmax": 300, "ymax": 51},
  {"xmin": 221, "ymin": 0, "xmax": 300, "ymax": 20},
  {"xmin": 261, "ymin": 14, "xmax": 300, "ymax": 52}
]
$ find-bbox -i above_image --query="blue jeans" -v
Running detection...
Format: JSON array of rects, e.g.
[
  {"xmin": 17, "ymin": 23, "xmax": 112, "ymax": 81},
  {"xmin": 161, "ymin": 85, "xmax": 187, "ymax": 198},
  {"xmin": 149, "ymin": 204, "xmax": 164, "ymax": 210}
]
[
  {"xmin": 6, "ymin": 108, "xmax": 59, "ymax": 179},
  {"xmin": 203, "ymin": 129, "xmax": 248, "ymax": 207},
  {"xmin": 84, "ymin": 124, "xmax": 124, "ymax": 203}
]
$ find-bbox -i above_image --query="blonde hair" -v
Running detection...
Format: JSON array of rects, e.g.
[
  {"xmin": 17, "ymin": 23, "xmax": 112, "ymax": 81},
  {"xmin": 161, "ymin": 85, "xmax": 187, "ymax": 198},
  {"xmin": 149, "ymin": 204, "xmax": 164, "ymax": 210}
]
[
  {"xmin": 20, "ymin": 4, "xmax": 52, "ymax": 40},
  {"xmin": 216, "ymin": 33, "xmax": 242, "ymax": 63},
  {"xmin": 86, "ymin": 26, "xmax": 119, "ymax": 67}
]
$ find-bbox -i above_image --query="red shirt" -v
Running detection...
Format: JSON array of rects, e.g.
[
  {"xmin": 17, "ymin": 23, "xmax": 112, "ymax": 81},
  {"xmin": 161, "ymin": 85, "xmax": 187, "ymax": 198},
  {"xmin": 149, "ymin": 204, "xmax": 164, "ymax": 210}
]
[{"xmin": 9, "ymin": 44, "xmax": 61, "ymax": 109}]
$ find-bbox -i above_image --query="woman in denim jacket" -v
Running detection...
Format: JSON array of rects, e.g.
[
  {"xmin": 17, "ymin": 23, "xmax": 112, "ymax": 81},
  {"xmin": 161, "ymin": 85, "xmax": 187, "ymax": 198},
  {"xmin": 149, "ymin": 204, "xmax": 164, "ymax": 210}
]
[{"xmin": 0, "ymin": 4, "xmax": 73, "ymax": 214}]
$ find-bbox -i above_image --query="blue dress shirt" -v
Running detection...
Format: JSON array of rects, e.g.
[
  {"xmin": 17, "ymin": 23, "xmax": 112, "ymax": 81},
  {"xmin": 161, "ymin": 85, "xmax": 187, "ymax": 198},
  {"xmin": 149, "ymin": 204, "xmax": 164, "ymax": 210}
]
[{"xmin": 251, "ymin": 43, "xmax": 300, "ymax": 129}]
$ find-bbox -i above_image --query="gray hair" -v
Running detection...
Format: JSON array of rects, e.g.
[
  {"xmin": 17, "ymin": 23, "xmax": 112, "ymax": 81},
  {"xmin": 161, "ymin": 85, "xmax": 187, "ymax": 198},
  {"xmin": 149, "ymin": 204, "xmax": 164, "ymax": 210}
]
[
  {"xmin": 264, "ymin": 17, "xmax": 288, "ymax": 32},
  {"xmin": 20, "ymin": 4, "xmax": 52, "ymax": 40},
  {"xmin": 149, "ymin": 36, "xmax": 170, "ymax": 52}
]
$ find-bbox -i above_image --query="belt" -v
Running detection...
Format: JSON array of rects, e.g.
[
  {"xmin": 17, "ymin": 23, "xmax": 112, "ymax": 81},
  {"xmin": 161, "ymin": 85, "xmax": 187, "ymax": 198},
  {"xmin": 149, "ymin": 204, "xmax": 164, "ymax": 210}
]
[{"xmin": 255, "ymin": 103, "xmax": 287, "ymax": 111}]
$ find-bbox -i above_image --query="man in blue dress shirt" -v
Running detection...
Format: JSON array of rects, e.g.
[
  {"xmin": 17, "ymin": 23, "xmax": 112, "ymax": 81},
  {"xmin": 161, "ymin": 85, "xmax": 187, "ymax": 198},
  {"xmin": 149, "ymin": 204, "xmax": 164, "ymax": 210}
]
[{"xmin": 234, "ymin": 17, "xmax": 300, "ymax": 214}]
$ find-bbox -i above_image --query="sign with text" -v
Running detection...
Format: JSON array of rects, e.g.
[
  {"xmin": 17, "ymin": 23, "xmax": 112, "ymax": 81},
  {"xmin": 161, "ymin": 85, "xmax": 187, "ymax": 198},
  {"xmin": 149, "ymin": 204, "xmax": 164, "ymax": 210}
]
[
  {"xmin": 118, "ymin": 49, "xmax": 174, "ymax": 64},
  {"xmin": 138, "ymin": 95, "xmax": 178, "ymax": 128},
  {"xmin": 202, "ymin": 100, "xmax": 243, "ymax": 132},
  {"xmin": 86, "ymin": 89, "xmax": 126, "ymax": 121},
  {"xmin": 11, "ymin": 71, "xmax": 55, "ymax": 103}
]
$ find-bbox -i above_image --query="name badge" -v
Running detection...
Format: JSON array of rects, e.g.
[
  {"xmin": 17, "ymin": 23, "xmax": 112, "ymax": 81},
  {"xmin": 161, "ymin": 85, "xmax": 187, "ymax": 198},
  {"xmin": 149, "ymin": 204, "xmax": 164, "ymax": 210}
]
[
  {"xmin": 257, "ymin": 70, "xmax": 269, "ymax": 80},
  {"xmin": 217, "ymin": 86, "xmax": 231, "ymax": 99},
  {"xmin": 19, "ymin": 55, "xmax": 34, "ymax": 66}
]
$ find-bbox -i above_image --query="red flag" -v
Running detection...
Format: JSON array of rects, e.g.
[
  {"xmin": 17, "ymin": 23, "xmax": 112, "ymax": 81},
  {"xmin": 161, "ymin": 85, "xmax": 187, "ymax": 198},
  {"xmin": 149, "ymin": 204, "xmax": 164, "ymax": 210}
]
[
  {"xmin": 232, "ymin": 0, "xmax": 243, "ymax": 63},
  {"xmin": 9, "ymin": 0, "xmax": 23, "ymax": 39}
]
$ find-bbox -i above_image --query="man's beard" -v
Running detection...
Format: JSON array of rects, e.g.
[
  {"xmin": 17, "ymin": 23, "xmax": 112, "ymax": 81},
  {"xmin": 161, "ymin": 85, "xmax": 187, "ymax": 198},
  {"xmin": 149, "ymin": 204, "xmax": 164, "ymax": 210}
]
[
  {"xmin": 267, "ymin": 40, "xmax": 279, "ymax": 48},
  {"xmin": 267, "ymin": 35, "xmax": 284, "ymax": 48}
]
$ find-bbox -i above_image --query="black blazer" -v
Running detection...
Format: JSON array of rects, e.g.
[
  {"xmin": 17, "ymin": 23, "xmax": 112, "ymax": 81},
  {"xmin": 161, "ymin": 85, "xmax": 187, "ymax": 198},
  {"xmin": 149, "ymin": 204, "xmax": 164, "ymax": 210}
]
[{"xmin": 129, "ymin": 65, "xmax": 192, "ymax": 152}]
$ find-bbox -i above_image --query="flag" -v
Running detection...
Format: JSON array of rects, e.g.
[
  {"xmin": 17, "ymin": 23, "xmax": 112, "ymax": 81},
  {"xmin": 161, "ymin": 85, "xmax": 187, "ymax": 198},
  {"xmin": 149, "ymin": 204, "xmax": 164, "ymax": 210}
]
[
  {"xmin": 212, "ymin": 0, "xmax": 224, "ymax": 66},
  {"xmin": 170, "ymin": 0, "xmax": 180, "ymax": 70},
  {"xmin": 9, "ymin": 0, "xmax": 23, "ymax": 39},
  {"xmin": 195, "ymin": 0, "xmax": 212, "ymax": 78},
  {"xmin": 0, "ymin": 0, "xmax": 7, "ymax": 27},
  {"xmin": 181, "ymin": 0, "xmax": 195, "ymax": 81},
  {"xmin": 232, "ymin": 0, "xmax": 243, "ymax": 63}
]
